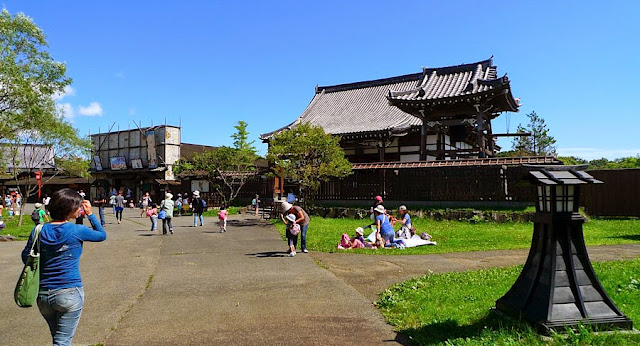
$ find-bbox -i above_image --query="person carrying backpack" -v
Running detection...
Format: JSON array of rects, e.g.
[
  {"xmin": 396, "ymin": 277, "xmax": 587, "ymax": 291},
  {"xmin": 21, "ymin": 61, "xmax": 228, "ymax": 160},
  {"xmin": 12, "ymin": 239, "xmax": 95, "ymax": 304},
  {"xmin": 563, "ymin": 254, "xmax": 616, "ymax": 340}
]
[
  {"xmin": 191, "ymin": 191, "xmax": 205, "ymax": 227},
  {"xmin": 32, "ymin": 203, "xmax": 48, "ymax": 225}
]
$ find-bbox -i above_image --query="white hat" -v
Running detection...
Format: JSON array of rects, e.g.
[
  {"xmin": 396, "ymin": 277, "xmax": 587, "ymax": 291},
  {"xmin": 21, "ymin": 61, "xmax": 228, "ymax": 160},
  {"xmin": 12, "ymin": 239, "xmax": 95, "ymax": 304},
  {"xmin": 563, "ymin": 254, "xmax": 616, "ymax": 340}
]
[
  {"xmin": 374, "ymin": 205, "xmax": 386, "ymax": 214},
  {"xmin": 165, "ymin": 193, "xmax": 173, "ymax": 199},
  {"xmin": 34, "ymin": 203, "xmax": 43, "ymax": 209},
  {"xmin": 286, "ymin": 214, "xmax": 296, "ymax": 222},
  {"xmin": 193, "ymin": 191, "xmax": 200, "ymax": 197},
  {"xmin": 399, "ymin": 205, "xmax": 407, "ymax": 211},
  {"xmin": 281, "ymin": 202, "xmax": 293, "ymax": 212},
  {"xmin": 355, "ymin": 227, "xmax": 364, "ymax": 235}
]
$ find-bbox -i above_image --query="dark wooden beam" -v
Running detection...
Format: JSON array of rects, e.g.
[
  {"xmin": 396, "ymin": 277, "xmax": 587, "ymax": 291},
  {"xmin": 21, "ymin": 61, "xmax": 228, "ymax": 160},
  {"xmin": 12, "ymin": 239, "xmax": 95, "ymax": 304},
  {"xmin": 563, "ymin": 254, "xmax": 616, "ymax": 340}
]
[{"xmin": 490, "ymin": 132, "xmax": 532, "ymax": 137}]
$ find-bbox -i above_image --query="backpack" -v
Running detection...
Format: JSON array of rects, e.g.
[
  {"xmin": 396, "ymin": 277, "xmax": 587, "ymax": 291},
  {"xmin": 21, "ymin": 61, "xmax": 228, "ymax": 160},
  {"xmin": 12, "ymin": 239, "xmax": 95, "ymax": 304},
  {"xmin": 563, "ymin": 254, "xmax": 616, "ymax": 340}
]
[
  {"xmin": 146, "ymin": 209, "xmax": 154, "ymax": 217},
  {"xmin": 201, "ymin": 199, "xmax": 207, "ymax": 211},
  {"xmin": 31, "ymin": 210, "xmax": 40, "ymax": 222},
  {"xmin": 289, "ymin": 223, "xmax": 301, "ymax": 236}
]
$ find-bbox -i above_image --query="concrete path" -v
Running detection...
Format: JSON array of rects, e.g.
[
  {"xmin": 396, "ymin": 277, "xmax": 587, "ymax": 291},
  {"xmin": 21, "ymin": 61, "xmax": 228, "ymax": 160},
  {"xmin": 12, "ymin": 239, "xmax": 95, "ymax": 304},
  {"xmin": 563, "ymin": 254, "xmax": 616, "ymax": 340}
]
[
  {"xmin": 1, "ymin": 208, "xmax": 638, "ymax": 345},
  {"xmin": 0, "ymin": 209, "xmax": 399, "ymax": 345}
]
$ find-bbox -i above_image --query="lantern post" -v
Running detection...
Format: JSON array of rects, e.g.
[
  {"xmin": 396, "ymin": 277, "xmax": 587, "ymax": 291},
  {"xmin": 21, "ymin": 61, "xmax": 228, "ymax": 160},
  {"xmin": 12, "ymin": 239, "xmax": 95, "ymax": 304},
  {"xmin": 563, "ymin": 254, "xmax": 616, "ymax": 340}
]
[{"xmin": 495, "ymin": 165, "xmax": 633, "ymax": 333}]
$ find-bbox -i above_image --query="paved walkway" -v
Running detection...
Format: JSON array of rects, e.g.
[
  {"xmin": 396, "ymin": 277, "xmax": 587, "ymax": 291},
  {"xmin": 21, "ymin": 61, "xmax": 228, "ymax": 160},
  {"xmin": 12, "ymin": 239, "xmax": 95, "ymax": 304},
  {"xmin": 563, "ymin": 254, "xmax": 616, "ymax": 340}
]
[{"xmin": 1, "ymin": 209, "xmax": 638, "ymax": 345}]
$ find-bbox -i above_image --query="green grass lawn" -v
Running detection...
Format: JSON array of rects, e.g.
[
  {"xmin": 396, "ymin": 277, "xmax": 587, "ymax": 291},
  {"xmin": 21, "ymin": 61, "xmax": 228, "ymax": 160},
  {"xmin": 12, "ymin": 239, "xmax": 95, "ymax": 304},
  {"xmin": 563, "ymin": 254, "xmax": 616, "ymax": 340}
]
[
  {"xmin": 376, "ymin": 259, "xmax": 640, "ymax": 345},
  {"xmin": 273, "ymin": 217, "xmax": 640, "ymax": 255},
  {"xmin": 0, "ymin": 213, "xmax": 37, "ymax": 239}
]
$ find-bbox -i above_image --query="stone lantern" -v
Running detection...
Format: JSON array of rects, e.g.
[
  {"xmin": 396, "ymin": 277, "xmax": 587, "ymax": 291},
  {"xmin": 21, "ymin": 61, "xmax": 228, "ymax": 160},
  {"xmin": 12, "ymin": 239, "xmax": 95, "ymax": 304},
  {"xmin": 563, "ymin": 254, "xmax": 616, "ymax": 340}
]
[{"xmin": 495, "ymin": 165, "xmax": 633, "ymax": 332}]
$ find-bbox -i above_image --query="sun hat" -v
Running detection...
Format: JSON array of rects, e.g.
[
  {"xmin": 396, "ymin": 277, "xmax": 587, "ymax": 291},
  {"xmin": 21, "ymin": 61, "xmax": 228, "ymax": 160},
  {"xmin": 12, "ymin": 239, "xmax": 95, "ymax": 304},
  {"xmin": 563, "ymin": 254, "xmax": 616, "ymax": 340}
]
[
  {"xmin": 399, "ymin": 205, "xmax": 407, "ymax": 211},
  {"xmin": 165, "ymin": 193, "xmax": 173, "ymax": 199},
  {"xmin": 34, "ymin": 203, "xmax": 43, "ymax": 208},
  {"xmin": 281, "ymin": 201, "xmax": 293, "ymax": 212},
  {"xmin": 374, "ymin": 195, "xmax": 383, "ymax": 202},
  {"xmin": 374, "ymin": 205, "xmax": 386, "ymax": 214},
  {"xmin": 355, "ymin": 227, "xmax": 364, "ymax": 235},
  {"xmin": 193, "ymin": 190, "xmax": 200, "ymax": 197},
  {"xmin": 286, "ymin": 214, "xmax": 297, "ymax": 222}
]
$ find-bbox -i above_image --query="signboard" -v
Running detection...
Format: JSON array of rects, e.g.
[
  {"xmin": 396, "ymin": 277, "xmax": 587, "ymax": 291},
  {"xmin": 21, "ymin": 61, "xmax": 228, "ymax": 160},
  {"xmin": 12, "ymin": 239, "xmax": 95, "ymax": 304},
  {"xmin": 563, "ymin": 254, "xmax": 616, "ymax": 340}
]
[
  {"xmin": 191, "ymin": 180, "xmax": 210, "ymax": 193},
  {"xmin": 109, "ymin": 156, "xmax": 127, "ymax": 170},
  {"xmin": 131, "ymin": 158, "xmax": 143, "ymax": 169},
  {"xmin": 93, "ymin": 156, "xmax": 103, "ymax": 171},
  {"xmin": 146, "ymin": 130, "xmax": 158, "ymax": 168}
]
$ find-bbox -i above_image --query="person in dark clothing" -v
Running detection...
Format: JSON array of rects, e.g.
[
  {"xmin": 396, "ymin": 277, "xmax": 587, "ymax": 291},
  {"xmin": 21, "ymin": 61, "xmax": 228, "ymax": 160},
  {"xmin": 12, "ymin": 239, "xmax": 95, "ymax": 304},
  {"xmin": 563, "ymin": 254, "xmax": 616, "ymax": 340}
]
[
  {"xmin": 93, "ymin": 193, "xmax": 107, "ymax": 226},
  {"xmin": 191, "ymin": 190, "xmax": 205, "ymax": 227}
]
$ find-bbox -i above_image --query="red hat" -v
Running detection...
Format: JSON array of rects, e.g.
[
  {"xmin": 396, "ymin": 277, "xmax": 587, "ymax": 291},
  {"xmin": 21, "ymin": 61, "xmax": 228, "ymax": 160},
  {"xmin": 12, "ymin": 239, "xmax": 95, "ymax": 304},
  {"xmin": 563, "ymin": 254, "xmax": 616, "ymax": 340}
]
[{"xmin": 375, "ymin": 195, "xmax": 383, "ymax": 202}]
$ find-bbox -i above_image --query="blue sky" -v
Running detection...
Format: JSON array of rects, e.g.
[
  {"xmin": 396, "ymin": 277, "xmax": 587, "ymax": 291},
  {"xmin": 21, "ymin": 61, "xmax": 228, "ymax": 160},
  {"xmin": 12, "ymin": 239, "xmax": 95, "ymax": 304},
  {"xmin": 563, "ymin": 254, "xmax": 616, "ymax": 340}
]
[{"xmin": 3, "ymin": 1, "xmax": 639, "ymax": 159}]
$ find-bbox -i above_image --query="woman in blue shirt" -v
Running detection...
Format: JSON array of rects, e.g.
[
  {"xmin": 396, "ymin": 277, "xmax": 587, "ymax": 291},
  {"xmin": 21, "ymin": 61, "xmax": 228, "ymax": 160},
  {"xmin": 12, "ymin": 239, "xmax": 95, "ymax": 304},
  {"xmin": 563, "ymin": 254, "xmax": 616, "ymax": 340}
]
[
  {"xmin": 373, "ymin": 204, "xmax": 394, "ymax": 245},
  {"xmin": 22, "ymin": 188, "xmax": 107, "ymax": 346}
]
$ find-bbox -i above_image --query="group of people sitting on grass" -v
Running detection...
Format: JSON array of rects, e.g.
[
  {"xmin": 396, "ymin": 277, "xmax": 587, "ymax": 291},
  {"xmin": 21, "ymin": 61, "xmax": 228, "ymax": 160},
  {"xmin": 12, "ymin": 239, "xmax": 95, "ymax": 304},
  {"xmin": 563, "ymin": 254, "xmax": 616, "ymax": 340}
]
[{"xmin": 337, "ymin": 196, "xmax": 437, "ymax": 250}]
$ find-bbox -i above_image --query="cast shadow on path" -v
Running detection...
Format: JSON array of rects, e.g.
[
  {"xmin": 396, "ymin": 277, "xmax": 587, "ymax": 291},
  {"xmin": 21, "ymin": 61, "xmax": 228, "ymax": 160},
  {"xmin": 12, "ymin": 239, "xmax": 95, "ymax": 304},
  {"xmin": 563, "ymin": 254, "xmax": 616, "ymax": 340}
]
[
  {"xmin": 245, "ymin": 251, "xmax": 289, "ymax": 258},
  {"xmin": 609, "ymin": 234, "xmax": 640, "ymax": 241}
]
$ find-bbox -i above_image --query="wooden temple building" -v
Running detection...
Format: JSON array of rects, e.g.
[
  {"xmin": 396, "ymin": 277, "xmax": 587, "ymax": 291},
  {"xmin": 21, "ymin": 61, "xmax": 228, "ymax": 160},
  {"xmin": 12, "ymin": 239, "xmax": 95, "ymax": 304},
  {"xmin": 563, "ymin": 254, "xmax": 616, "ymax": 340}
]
[{"xmin": 262, "ymin": 58, "xmax": 561, "ymax": 205}]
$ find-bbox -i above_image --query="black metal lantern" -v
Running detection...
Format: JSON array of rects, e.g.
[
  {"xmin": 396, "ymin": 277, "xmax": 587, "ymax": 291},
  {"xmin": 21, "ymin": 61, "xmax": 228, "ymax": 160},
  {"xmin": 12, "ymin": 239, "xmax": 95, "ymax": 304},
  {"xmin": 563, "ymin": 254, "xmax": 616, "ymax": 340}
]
[{"xmin": 496, "ymin": 165, "xmax": 633, "ymax": 333}]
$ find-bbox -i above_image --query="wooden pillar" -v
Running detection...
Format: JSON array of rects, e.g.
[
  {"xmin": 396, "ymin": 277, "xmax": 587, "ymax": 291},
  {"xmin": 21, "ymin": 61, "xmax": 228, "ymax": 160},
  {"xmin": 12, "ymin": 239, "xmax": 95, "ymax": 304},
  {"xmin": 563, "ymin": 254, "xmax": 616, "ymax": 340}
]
[
  {"xmin": 420, "ymin": 120, "xmax": 427, "ymax": 161},
  {"xmin": 487, "ymin": 120, "xmax": 494, "ymax": 156},
  {"xmin": 476, "ymin": 111, "xmax": 486, "ymax": 158},
  {"xmin": 435, "ymin": 126, "xmax": 443, "ymax": 160},
  {"xmin": 378, "ymin": 143, "xmax": 385, "ymax": 162}
]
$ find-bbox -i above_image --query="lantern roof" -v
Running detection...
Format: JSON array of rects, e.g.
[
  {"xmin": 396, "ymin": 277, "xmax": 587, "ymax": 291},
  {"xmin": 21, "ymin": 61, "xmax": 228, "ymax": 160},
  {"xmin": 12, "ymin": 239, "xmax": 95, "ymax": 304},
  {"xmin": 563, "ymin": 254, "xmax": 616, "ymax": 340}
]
[{"xmin": 524, "ymin": 165, "xmax": 603, "ymax": 185}]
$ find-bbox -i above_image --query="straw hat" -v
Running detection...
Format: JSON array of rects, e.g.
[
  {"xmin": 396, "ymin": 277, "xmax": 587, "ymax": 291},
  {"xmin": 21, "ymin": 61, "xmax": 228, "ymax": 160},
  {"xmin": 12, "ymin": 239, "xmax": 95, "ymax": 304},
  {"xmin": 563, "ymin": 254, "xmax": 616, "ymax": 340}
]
[
  {"xmin": 355, "ymin": 227, "xmax": 364, "ymax": 236},
  {"xmin": 374, "ymin": 205, "xmax": 386, "ymax": 214},
  {"xmin": 281, "ymin": 202, "xmax": 293, "ymax": 212}
]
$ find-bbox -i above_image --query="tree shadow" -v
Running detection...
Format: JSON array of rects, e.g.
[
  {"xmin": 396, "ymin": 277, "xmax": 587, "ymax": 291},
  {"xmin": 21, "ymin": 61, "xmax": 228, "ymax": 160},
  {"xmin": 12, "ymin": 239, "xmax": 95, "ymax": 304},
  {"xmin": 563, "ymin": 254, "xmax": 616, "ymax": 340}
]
[
  {"xmin": 245, "ymin": 251, "xmax": 289, "ymax": 258},
  {"xmin": 138, "ymin": 234, "xmax": 156, "ymax": 237},
  {"xmin": 397, "ymin": 310, "xmax": 533, "ymax": 345},
  {"xmin": 227, "ymin": 219, "xmax": 262, "ymax": 227},
  {"xmin": 608, "ymin": 234, "xmax": 640, "ymax": 241}
]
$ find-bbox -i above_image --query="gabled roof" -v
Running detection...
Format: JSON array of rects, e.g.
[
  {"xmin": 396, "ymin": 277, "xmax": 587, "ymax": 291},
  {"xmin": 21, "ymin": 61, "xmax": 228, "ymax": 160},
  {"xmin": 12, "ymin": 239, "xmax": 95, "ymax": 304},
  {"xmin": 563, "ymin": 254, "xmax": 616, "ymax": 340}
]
[
  {"xmin": 387, "ymin": 58, "xmax": 519, "ymax": 113},
  {"xmin": 261, "ymin": 73, "xmax": 423, "ymax": 140}
]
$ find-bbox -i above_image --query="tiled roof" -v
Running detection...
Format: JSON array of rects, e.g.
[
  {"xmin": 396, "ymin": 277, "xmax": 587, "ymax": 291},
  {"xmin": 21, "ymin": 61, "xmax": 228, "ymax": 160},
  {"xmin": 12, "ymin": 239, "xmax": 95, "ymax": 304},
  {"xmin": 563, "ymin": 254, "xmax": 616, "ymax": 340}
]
[
  {"xmin": 352, "ymin": 157, "xmax": 561, "ymax": 170},
  {"xmin": 526, "ymin": 165, "xmax": 603, "ymax": 185},
  {"xmin": 387, "ymin": 58, "xmax": 519, "ymax": 112},
  {"xmin": 261, "ymin": 73, "xmax": 423, "ymax": 139},
  {"xmin": 180, "ymin": 143, "xmax": 217, "ymax": 161}
]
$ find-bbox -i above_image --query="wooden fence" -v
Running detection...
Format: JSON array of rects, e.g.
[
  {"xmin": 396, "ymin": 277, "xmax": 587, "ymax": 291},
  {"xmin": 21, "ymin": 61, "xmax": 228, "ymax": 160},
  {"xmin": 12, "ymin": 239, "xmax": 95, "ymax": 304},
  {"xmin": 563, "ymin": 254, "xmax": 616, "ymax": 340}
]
[{"xmin": 581, "ymin": 169, "xmax": 640, "ymax": 217}]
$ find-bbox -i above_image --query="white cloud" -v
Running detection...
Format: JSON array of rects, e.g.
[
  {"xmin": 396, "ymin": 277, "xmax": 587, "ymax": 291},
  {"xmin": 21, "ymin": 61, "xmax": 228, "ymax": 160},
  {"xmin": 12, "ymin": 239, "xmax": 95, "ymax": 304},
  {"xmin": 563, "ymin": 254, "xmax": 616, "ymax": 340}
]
[
  {"xmin": 558, "ymin": 147, "xmax": 640, "ymax": 160},
  {"xmin": 115, "ymin": 71, "xmax": 125, "ymax": 79},
  {"xmin": 77, "ymin": 102, "xmax": 103, "ymax": 116},
  {"xmin": 53, "ymin": 85, "xmax": 75, "ymax": 101},
  {"xmin": 57, "ymin": 102, "xmax": 75, "ymax": 121},
  {"xmin": 129, "ymin": 107, "xmax": 136, "ymax": 115}
]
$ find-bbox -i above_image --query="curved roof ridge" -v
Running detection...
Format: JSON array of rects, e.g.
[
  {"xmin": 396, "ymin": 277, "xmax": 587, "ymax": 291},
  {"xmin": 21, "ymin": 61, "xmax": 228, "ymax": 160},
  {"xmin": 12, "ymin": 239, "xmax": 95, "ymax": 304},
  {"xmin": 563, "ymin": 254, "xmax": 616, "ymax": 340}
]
[{"xmin": 318, "ymin": 72, "xmax": 423, "ymax": 94}]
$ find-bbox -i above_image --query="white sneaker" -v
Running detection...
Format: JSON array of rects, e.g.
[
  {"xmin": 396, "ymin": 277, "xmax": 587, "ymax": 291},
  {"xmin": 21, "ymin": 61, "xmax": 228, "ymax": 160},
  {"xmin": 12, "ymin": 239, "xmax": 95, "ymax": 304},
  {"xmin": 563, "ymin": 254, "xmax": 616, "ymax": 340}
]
[
  {"xmin": 289, "ymin": 252, "xmax": 296, "ymax": 257},
  {"xmin": 302, "ymin": 249, "xmax": 309, "ymax": 253}
]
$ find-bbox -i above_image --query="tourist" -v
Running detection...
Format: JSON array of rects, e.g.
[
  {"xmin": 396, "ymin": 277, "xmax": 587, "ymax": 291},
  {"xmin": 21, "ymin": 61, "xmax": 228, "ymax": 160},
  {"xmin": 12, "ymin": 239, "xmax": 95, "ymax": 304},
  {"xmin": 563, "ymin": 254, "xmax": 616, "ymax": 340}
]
[
  {"xmin": 43, "ymin": 194, "xmax": 51, "ymax": 214},
  {"xmin": 373, "ymin": 205, "xmax": 394, "ymax": 245},
  {"xmin": 218, "ymin": 206, "xmax": 228, "ymax": 233},
  {"xmin": 191, "ymin": 191, "xmax": 205, "ymax": 227},
  {"xmin": 281, "ymin": 201, "xmax": 310, "ymax": 253},
  {"xmin": 21, "ymin": 188, "xmax": 106, "ymax": 345},
  {"xmin": 369, "ymin": 195, "xmax": 383, "ymax": 218},
  {"xmin": 252, "ymin": 194, "xmax": 260, "ymax": 216},
  {"xmin": 78, "ymin": 190, "xmax": 86, "ymax": 199},
  {"xmin": 159, "ymin": 193, "xmax": 175, "ymax": 235},
  {"xmin": 175, "ymin": 193, "xmax": 182, "ymax": 216},
  {"xmin": 32, "ymin": 203, "xmax": 48, "ymax": 225},
  {"xmin": 140, "ymin": 192, "xmax": 152, "ymax": 217},
  {"xmin": 337, "ymin": 227, "xmax": 366, "ymax": 249},
  {"xmin": 281, "ymin": 213, "xmax": 299, "ymax": 256},
  {"xmin": 109, "ymin": 193, "xmax": 116, "ymax": 214},
  {"xmin": 93, "ymin": 192, "xmax": 107, "ymax": 226},
  {"xmin": 147, "ymin": 203, "xmax": 158, "ymax": 232},
  {"xmin": 395, "ymin": 205, "xmax": 412, "ymax": 239},
  {"xmin": 114, "ymin": 190, "xmax": 126, "ymax": 224}
]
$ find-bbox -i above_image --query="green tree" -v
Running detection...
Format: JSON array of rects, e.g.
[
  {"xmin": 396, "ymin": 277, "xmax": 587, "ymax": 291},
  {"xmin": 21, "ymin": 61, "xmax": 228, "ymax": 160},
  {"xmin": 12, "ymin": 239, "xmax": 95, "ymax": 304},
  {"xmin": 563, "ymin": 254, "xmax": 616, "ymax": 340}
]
[
  {"xmin": 174, "ymin": 121, "xmax": 258, "ymax": 205},
  {"xmin": 0, "ymin": 10, "xmax": 90, "ymax": 225},
  {"xmin": 266, "ymin": 123, "xmax": 352, "ymax": 206},
  {"xmin": 512, "ymin": 111, "xmax": 557, "ymax": 156},
  {"xmin": 557, "ymin": 156, "xmax": 588, "ymax": 166}
]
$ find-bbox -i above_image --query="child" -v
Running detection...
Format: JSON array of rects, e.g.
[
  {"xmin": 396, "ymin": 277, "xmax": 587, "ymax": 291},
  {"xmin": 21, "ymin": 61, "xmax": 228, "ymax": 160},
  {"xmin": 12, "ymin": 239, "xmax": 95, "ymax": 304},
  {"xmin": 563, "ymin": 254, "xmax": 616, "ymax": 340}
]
[
  {"xmin": 147, "ymin": 203, "xmax": 158, "ymax": 232},
  {"xmin": 218, "ymin": 206, "xmax": 228, "ymax": 233},
  {"xmin": 283, "ymin": 213, "xmax": 300, "ymax": 256},
  {"xmin": 337, "ymin": 227, "xmax": 366, "ymax": 249}
]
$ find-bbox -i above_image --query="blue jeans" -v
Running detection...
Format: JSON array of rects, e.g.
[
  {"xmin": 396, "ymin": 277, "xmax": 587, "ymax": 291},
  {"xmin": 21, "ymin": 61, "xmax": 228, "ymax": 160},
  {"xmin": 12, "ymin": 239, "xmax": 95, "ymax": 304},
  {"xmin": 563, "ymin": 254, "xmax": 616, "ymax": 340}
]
[
  {"xmin": 37, "ymin": 287, "xmax": 85, "ymax": 346},
  {"xmin": 382, "ymin": 231, "xmax": 395, "ymax": 245},
  {"xmin": 98, "ymin": 207, "xmax": 105, "ymax": 226},
  {"xmin": 150, "ymin": 215, "xmax": 158, "ymax": 230},
  {"xmin": 194, "ymin": 213, "xmax": 203, "ymax": 226},
  {"xmin": 300, "ymin": 224, "xmax": 309, "ymax": 250}
]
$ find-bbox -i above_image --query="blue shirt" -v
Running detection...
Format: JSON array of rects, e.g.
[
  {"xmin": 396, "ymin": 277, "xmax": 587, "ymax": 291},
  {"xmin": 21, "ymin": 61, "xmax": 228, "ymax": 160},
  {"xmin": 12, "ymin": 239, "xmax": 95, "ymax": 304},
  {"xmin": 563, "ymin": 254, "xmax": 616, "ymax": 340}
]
[
  {"xmin": 376, "ymin": 214, "xmax": 394, "ymax": 235},
  {"xmin": 403, "ymin": 213, "xmax": 412, "ymax": 228},
  {"xmin": 22, "ymin": 214, "xmax": 106, "ymax": 290}
]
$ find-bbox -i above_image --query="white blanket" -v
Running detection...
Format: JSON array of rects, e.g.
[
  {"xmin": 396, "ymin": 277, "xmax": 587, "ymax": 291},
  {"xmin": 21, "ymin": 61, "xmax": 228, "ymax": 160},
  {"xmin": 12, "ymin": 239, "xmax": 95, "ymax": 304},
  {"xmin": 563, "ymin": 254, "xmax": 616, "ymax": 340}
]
[{"xmin": 403, "ymin": 237, "xmax": 437, "ymax": 247}]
